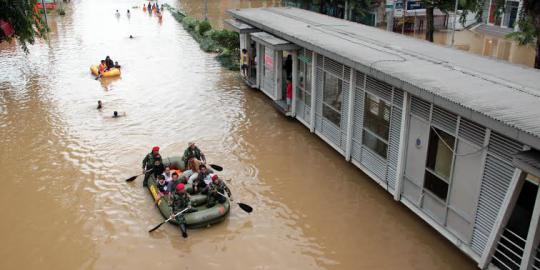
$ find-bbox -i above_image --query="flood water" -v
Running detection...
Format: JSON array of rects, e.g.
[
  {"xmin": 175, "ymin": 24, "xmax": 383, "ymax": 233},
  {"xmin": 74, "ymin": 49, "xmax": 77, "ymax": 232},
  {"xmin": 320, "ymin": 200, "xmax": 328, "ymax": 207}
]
[{"xmin": 0, "ymin": 0, "xmax": 476, "ymax": 269}]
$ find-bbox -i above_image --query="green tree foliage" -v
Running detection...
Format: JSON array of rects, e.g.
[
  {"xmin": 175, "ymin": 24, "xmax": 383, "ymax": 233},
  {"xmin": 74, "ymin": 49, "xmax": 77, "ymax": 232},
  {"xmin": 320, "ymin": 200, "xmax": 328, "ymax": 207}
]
[
  {"xmin": 0, "ymin": 0, "xmax": 47, "ymax": 52},
  {"xmin": 503, "ymin": 0, "xmax": 540, "ymax": 69}
]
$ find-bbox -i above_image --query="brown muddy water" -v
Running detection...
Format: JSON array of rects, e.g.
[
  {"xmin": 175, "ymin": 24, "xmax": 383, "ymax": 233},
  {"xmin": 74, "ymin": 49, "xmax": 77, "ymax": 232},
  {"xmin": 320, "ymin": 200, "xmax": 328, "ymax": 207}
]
[{"xmin": 0, "ymin": 0, "xmax": 475, "ymax": 269}]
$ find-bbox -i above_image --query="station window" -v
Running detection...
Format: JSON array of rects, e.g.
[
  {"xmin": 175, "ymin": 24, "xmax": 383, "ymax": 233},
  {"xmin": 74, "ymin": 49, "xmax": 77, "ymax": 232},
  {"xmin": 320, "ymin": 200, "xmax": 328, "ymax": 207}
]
[
  {"xmin": 322, "ymin": 72, "xmax": 342, "ymax": 127},
  {"xmin": 424, "ymin": 127, "xmax": 455, "ymax": 201},
  {"xmin": 297, "ymin": 57, "xmax": 311, "ymax": 107},
  {"xmin": 362, "ymin": 92, "xmax": 390, "ymax": 159}
]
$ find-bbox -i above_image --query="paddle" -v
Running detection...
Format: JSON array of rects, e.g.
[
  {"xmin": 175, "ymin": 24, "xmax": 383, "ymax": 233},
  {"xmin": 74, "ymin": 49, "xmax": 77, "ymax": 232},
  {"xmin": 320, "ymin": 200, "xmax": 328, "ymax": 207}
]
[
  {"xmin": 148, "ymin": 207, "xmax": 191, "ymax": 233},
  {"xmin": 125, "ymin": 169, "xmax": 152, "ymax": 182},
  {"xmin": 216, "ymin": 191, "xmax": 253, "ymax": 214},
  {"xmin": 95, "ymin": 73, "xmax": 103, "ymax": 80},
  {"xmin": 209, "ymin": 164, "xmax": 223, "ymax": 172}
]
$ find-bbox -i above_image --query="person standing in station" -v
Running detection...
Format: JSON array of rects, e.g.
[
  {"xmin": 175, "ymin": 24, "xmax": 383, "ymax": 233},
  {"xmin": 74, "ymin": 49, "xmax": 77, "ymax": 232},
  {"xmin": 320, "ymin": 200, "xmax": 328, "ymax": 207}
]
[
  {"xmin": 142, "ymin": 146, "xmax": 162, "ymax": 187},
  {"xmin": 241, "ymin": 49, "xmax": 249, "ymax": 78},
  {"xmin": 286, "ymin": 78, "xmax": 292, "ymax": 112}
]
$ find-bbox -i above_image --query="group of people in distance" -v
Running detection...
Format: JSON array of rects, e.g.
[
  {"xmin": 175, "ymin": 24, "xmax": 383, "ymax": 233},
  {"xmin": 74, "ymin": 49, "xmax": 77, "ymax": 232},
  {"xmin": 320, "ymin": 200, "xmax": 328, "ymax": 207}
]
[
  {"xmin": 141, "ymin": 142, "xmax": 232, "ymax": 237},
  {"xmin": 143, "ymin": 2, "xmax": 162, "ymax": 14},
  {"xmin": 98, "ymin": 56, "xmax": 121, "ymax": 75}
]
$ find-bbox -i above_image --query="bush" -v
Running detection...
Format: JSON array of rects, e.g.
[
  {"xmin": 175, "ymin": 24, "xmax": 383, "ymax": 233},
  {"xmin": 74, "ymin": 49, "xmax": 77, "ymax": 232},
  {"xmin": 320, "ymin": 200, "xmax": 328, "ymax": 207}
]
[
  {"xmin": 209, "ymin": 30, "xmax": 239, "ymax": 51},
  {"xmin": 198, "ymin": 20, "xmax": 212, "ymax": 36},
  {"xmin": 183, "ymin": 17, "xmax": 198, "ymax": 31}
]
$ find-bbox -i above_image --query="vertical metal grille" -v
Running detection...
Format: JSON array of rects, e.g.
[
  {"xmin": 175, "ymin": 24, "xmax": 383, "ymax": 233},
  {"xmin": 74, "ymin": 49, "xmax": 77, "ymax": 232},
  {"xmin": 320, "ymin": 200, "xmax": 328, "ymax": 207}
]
[
  {"xmin": 386, "ymin": 107, "xmax": 402, "ymax": 190},
  {"xmin": 458, "ymin": 118, "xmax": 486, "ymax": 147},
  {"xmin": 431, "ymin": 105, "xmax": 458, "ymax": 134},
  {"xmin": 343, "ymin": 66, "xmax": 351, "ymax": 82},
  {"xmin": 471, "ymin": 154, "xmax": 516, "ymax": 255},
  {"xmin": 304, "ymin": 49, "xmax": 313, "ymax": 62},
  {"xmin": 410, "ymin": 96, "xmax": 431, "ymax": 120},
  {"xmin": 351, "ymin": 86, "xmax": 365, "ymax": 163},
  {"xmin": 315, "ymin": 68, "xmax": 324, "ymax": 132},
  {"xmin": 341, "ymin": 81, "xmax": 350, "ymax": 150},
  {"xmin": 356, "ymin": 71, "xmax": 366, "ymax": 89},
  {"xmin": 488, "ymin": 132, "xmax": 523, "ymax": 162},
  {"xmin": 316, "ymin": 53, "xmax": 324, "ymax": 68},
  {"xmin": 361, "ymin": 146, "xmax": 387, "ymax": 181},
  {"xmin": 323, "ymin": 57, "xmax": 343, "ymax": 78},
  {"xmin": 393, "ymin": 88, "xmax": 404, "ymax": 108},
  {"xmin": 366, "ymin": 76, "xmax": 392, "ymax": 102}
]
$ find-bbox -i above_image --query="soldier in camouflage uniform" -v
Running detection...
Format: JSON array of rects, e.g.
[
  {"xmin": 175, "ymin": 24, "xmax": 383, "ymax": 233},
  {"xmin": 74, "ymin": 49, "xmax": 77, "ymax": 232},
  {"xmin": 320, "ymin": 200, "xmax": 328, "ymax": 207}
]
[
  {"xmin": 170, "ymin": 183, "xmax": 192, "ymax": 238},
  {"xmin": 207, "ymin": 174, "xmax": 232, "ymax": 208},
  {"xmin": 141, "ymin": 146, "xmax": 162, "ymax": 187}
]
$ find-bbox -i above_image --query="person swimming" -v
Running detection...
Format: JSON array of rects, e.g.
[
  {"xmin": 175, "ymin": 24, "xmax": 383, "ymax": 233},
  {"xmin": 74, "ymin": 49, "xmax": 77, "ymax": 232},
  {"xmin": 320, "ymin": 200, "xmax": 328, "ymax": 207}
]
[{"xmin": 97, "ymin": 100, "xmax": 103, "ymax": 110}]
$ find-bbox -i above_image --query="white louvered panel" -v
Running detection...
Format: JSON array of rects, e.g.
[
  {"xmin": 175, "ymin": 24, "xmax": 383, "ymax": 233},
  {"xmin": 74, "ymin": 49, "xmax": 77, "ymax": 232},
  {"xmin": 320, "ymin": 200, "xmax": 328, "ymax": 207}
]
[
  {"xmin": 386, "ymin": 107, "xmax": 402, "ymax": 190},
  {"xmin": 340, "ymin": 82, "xmax": 350, "ymax": 150},
  {"xmin": 323, "ymin": 57, "xmax": 343, "ymax": 78},
  {"xmin": 322, "ymin": 118, "xmax": 342, "ymax": 148},
  {"xmin": 366, "ymin": 76, "xmax": 392, "ymax": 102},
  {"xmin": 316, "ymin": 53, "xmax": 323, "ymax": 68},
  {"xmin": 352, "ymin": 87, "xmax": 365, "ymax": 146},
  {"xmin": 432, "ymin": 105, "xmax": 458, "ymax": 134},
  {"xmin": 315, "ymin": 115, "xmax": 323, "ymax": 133},
  {"xmin": 488, "ymin": 132, "xmax": 523, "ymax": 163},
  {"xmin": 393, "ymin": 88, "xmax": 404, "ymax": 108},
  {"xmin": 315, "ymin": 68, "xmax": 324, "ymax": 115},
  {"xmin": 411, "ymin": 96, "xmax": 431, "ymax": 120},
  {"xmin": 458, "ymin": 118, "xmax": 486, "ymax": 147},
  {"xmin": 471, "ymin": 154, "xmax": 515, "ymax": 255},
  {"xmin": 343, "ymin": 66, "xmax": 351, "ymax": 82},
  {"xmin": 355, "ymin": 71, "xmax": 366, "ymax": 89},
  {"xmin": 361, "ymin": 146, "xmax": 387, "ymax": 181},
  {"xmin": 351, "ymin": 140, "xmax": 362, "ymax": 163},
  {"xmin": 296, "ymin": 100, "xmax": 309, "ymax": 124},
  {"xmin": 305, "ymin": 106, "xmax": 311, "ymax": 124},
  {"xmin": 387, "ymin": 166, "xmax": 397, "ymax": 191}
]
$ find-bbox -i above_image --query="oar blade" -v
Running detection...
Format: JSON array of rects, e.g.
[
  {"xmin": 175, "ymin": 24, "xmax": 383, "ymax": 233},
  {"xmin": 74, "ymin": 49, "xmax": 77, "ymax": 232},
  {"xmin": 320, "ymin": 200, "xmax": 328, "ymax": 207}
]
[
  {"xmin": 237, "ymin": 202, "xmax": 253, "ymax": 213},
  {"xmin": 209, "ymin": 164, "xmax": 223, "ymax": 172},
  {"xmin": 148, "ymin": 221, "xmax": 165, "ymax": 233},
  {"xmin": 125, "ymin": 175, "xmax": 138, "ymax": 182}
]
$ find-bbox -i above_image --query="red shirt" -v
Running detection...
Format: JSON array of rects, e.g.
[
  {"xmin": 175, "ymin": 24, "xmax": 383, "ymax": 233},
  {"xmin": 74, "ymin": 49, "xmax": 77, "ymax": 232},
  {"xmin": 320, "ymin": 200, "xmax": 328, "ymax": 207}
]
[{"xmin": 286, "ymin": 82, "xmax": 292, "ymax": 99}]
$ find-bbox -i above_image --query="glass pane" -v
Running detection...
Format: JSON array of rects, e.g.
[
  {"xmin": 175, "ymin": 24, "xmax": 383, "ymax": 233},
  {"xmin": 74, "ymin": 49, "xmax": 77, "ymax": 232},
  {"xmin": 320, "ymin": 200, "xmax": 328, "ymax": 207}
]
[
  {"xmin": 298, "ymin": 88, "xmax": 304, "ymax": 103},
  {"xmin": 306, "ymin": 93, "xmax": 312, "ymax": 107},
  {"xmin": 323, "ymin": 104, "xmax": 341, "ymax": 127},
  {"xmin": 323, "ymin": 73, "xmax": 342, "ymax": 112},
  {"xmin": 305, "ymin": 64, "xmax": 312, "ymax": 93},
  {"xmin": 424, "ymin": 170, "xmax": 449, "ymax": 201},
  {"xmin": 363, "ymin": 92, "xmax": 390, "ymax": 140},
  {"xmin": 426, "ymin": 127, "xmax": 455, "ymax": 180},
  {"xmin": 362, "ymin": 130, "xmax": 388, "ymax": 159}
]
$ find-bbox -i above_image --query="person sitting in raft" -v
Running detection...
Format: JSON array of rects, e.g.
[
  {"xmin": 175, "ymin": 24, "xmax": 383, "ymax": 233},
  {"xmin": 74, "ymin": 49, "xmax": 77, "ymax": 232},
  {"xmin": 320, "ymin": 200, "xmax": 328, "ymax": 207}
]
[
  {"xmin": 206, "ymin": 174, "xmax": 232, "ymax": 207},
  {"xmin": 98, "ymin": 60, "xmax": 107, "ymax": 74},
  {"xmin": 115, "ymin": 10, "xmax": 120, "ymax": 17},
  {"xmin": 190, "ymin": 164, "xmax": 210, "ymax": 194},
  {"xmin": 105, "ymin": 56, "xmax": 114, "ymax": 70},
  {"xmin": 156, "ymin": 175, "xmax": 171, "ymax": 201},
  {"xmin": 170, "ymin": 183, "xmax": 192, "ymax": 238},
  {"xmin": 162, "ymin": 166, "xmax": 173, "ymax": 182},
  {"xmin": 142, "ymin": 146, "xmax": 162, "ymax": 187},
  {"xmin": 97, "ymin": 100, "xmax": 103, "ymax": 110},
  {"xmin": 181, "ymin": 158, "xmax": 200, "ymax": 183},
  {"xmin": 169, "ymin": 172, "xmax": 182, "ymax": 191},
  {"xmin": 114, "ymin": 61, "xmax": 121, "ymax": 69},
  {"xmin": 182, "ymin": 142, "xmax": 206, "ymax": 167},
  {"xmin": 152, "ymin": 159, "xmax": 165, "ymax": 179},
  {"xmin": 129, "ymin": 35, "xmax": 134, "ymax": 39}
]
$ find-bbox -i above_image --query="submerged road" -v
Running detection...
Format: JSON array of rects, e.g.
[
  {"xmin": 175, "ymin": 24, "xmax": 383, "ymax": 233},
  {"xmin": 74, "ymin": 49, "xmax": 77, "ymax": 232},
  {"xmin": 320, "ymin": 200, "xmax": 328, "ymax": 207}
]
[{"xmin": 0, "ymin": 0, "xmax": 475, "ymax": 269}]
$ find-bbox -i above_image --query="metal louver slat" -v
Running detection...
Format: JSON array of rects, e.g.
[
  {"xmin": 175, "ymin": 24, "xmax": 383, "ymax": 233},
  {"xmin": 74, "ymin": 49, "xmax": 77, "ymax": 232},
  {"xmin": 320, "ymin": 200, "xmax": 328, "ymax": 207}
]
[
  {"xmin": 315, "ymin": 68, "xmax": 324, "ymax": 116},
  {"xmin": 366, "ymin": 76, "xmax": 392, "ymax": 102},
  {"xmin": 471, "ymin": 154, "xmax": 515, "ymax": 255},
  {"xmin": 386, "ymin": 106, "xmax": 402, "ymax": 190},
  {"xmin": 351, "ymin": 141, "xmax": 362, "ymax": 162},
  {"xmin": 488, "ymin": 132, "xmax": 523, "ymax": 162},
  {"xmin": 361, "ymin": 146, "xmax": 387, "ymax": 181},
  {"xmin": 352, "ymin": 86, "xmax": 365, "ymax": 146},
  {"xmin": 323, "ymin": 57, "xmax": 343, "ymax": 78},
  {"xmin": 432, "ymin": 105, "xmax": 458, "ymax": 134},
  {"xmin": 411, "ymin": 96, "xmax": 431, "ymax": 120},
  {"xmin": 458, "ymin": 118, "xmax": 486, "ymax": 146},
  {"xmin": 340, "ymin": 81, "xmax": 350, "ymax": 150},
  {"xmin": 316, "ymin": 53, "xmax": 323, "ymax": 68},
  {"xmin": 322, "ymin": 118, "xmax": 341, "ymax": 147},
  {"xmin": 355, "ymin": 71, "xmax": 366, "ymax": 89},
  {"xmin": 343, "ymin": 66, "xmax": 351, "ymax": 82},
  {"xmin": 393, "ymin": 88, "xmax": 404, "ymax": 108}
]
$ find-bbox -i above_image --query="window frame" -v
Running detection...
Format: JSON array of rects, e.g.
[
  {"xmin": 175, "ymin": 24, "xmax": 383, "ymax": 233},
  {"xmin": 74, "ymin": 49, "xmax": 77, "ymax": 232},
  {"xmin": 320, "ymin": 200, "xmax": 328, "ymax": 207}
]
[
  {"xmin": 322, "ymin": 72, "xmax": 343, "ymax": 127},
  {"xmin": 423, "ymin": 126, "xmax": 456, "ymax": 202},
  {"xmin": 296, "ymin": 57, "xmax": 312, "ymax": 107},
  {"xmin": 362, "ymin": 91, "xmax": 391, "ymax": 160}
]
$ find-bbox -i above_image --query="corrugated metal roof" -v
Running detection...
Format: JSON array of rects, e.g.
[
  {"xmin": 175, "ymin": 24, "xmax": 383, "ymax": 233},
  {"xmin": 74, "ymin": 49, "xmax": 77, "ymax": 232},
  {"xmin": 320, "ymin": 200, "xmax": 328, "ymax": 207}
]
[{"xmin": 229, "ymin": 7, "xmax": 540, "ymax": 149}]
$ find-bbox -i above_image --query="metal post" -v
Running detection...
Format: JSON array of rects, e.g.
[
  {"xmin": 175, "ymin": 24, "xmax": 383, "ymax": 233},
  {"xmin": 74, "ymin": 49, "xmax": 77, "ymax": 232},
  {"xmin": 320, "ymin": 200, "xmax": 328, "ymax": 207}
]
[
  {"xmin": 204, "ymin": 0, "xmax": 208, "ymax": 21},
  {"xmin": 40, "ymin": 0, "xmax": 49, "ymax": 29},
  {"xmin": 386, "ymin": 0, "xmax": 395, "ymax": 32},
  {"xmin": 450, "ymin": 0, "xmax": 459, "ymax": 47},
  {"xmin": 401, "ymin": 0, "xmax": 407, "ymax": 35}
]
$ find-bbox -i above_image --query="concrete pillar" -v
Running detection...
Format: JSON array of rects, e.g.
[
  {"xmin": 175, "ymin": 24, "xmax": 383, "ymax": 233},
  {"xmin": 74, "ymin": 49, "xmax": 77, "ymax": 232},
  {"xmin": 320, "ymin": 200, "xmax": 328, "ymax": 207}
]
[
  {"xmin": 479, "ymin": 168, "xmax": 526, "ymax": 269},
  {"xmin": 275, "ymin": 50, "xmax": 283, "ymax": 100},
  {"xmin": 256, "ymin": 43, "xmax": 262, "ymax": 89},
  {"xmin": 345, "ymin": 70, "xmax": 356, "ymax": 161},
  {"xmin": 310, "ymin": 51, "xmax": 317, "ymax": 133},
  {"xmin": 515, "ymin": 0, "xmax": 523, "ymax": 31},
  {"xmin": 394, "ymin": 91, "xmax": 409, "ymax": 201}
]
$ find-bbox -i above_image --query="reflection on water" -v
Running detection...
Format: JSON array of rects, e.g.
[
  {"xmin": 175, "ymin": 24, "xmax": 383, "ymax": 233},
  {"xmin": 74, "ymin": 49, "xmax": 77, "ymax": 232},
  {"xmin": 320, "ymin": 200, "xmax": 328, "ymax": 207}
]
[{"xmin": 0, "ymin": 0, "xmax": 475, "ymax": 269}]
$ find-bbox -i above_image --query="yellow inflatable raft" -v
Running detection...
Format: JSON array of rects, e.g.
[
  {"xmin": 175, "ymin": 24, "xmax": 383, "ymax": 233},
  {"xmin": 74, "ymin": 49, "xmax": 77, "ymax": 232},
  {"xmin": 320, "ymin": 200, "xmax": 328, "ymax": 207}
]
[{"xmin": 90, "ymin": 65, "xmax": 121, "ymax": 78}]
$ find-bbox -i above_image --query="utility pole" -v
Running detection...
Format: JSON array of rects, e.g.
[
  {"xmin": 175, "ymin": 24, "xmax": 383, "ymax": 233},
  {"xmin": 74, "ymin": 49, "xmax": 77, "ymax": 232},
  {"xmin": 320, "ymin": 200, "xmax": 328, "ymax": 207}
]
[
  {"xmin": 204, "ymin": 0, "xmax": 208, "ymax": 21},
  {"xmin": 401, "ymin": 0, "xmax": 408, "ymax": 35},
  {"xmin": 386, "ymin": 0, "xmax": 394, "ymax": 31},
  {"xmin": 450, "ymin": 0, "xmax": 459, "ymax": 46},
  {"xmin": 40, "ymin": 0, "xmax": 49, "ymax": 29}
]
